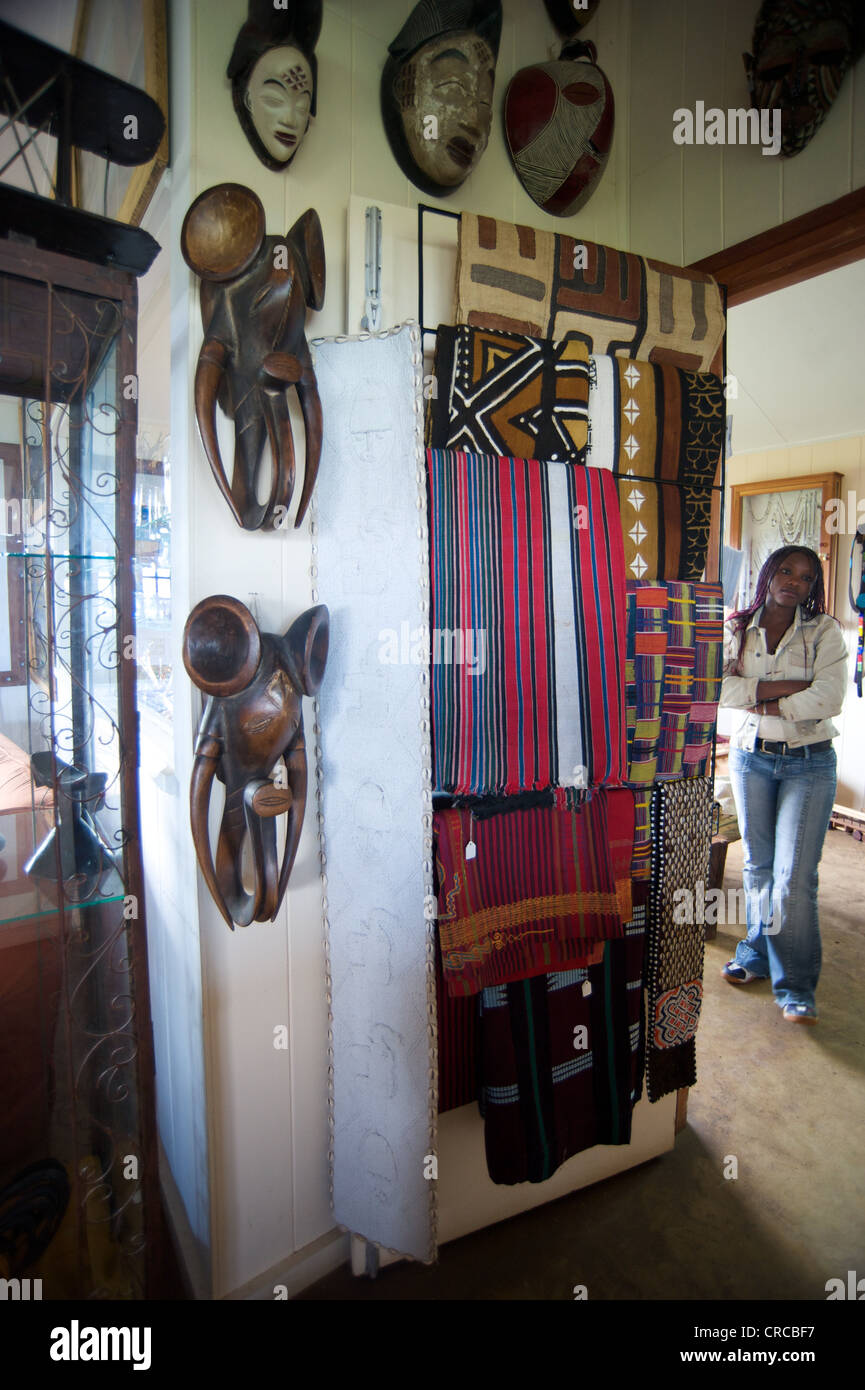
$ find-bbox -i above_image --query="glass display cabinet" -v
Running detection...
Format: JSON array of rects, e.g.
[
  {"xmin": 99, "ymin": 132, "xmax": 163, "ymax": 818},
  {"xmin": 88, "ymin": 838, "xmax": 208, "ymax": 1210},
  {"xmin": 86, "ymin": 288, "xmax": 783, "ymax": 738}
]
[{"xmin": 0, "ymin": 239, "xmax": 158, "ymax": 1299}]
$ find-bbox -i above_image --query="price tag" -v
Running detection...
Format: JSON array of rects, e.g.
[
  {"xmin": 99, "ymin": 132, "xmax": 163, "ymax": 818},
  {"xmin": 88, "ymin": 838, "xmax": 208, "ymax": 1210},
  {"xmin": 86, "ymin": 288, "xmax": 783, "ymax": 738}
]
[
  {"xmin": 582, "ymin": 979, "xmax": 592, "ymax": 997},
  {"xmin": 465, "ymin": 839, "xmax": 477, "ymax": 861}
]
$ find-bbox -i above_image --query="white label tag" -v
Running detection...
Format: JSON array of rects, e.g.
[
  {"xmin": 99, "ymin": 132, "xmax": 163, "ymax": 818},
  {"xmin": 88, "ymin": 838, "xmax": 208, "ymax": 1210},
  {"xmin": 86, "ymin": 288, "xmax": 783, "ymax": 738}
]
[
  {"xmin": 465, "ymin": 840, "xmax": 477, "ymax": 860},
  {"xmin": 582, "ymin": 979, "xmax": 592, "ymax": 997}
]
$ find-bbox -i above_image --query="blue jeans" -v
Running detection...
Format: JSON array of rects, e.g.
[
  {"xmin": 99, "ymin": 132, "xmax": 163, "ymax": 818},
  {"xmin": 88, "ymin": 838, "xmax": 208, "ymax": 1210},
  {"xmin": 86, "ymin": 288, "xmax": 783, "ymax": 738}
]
[{"xmin": 728, "ymin": 745, "xmax": 836, "ymax": 1011}]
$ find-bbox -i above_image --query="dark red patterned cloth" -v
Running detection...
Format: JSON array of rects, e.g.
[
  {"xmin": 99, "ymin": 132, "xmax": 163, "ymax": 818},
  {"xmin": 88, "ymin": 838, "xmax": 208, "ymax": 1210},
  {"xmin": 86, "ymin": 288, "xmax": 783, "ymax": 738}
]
[{"xmin": 435, "ymin": 793, "xmax": 635, "ymax": 996}]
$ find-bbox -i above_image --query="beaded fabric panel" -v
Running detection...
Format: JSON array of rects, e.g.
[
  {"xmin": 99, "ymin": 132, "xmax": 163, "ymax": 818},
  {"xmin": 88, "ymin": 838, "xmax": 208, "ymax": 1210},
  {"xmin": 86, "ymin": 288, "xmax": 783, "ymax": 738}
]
[{"xmin": 646, "ymin": 778, "xmax": 713, "ymax": 1102}]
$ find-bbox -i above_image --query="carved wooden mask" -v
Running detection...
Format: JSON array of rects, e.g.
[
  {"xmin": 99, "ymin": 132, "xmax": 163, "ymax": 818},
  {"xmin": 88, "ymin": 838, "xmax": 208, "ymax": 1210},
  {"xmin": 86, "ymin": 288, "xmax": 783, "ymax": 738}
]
[
  {"xmin": 227, "ymin": 0, "xmax": 323, "ymax": 170},
  {"xmin": 183, "ymin": 596, "xmax": 329, "ymax": 929},
  {"xmin": 745, "ymin": 0, "xmax": 865, "ymax": 156},
  {"xmin": 505, "ymin": 40, "xmax": 614, "ymax": 216},
  {"xmin": 181, "ymin": 183, "xmax": 325, "ymax": 531},
  {"xmin": 381, "ymin": 0, "xmax": 502, "ymax": 197}
]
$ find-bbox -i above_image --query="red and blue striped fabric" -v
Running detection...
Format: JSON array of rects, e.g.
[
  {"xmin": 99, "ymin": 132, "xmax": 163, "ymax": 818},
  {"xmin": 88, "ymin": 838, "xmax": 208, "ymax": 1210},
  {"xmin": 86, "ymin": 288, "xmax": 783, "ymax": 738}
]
[{"xmin": 427, "ymin": 448, "xmax": 628, "ymax": 795}]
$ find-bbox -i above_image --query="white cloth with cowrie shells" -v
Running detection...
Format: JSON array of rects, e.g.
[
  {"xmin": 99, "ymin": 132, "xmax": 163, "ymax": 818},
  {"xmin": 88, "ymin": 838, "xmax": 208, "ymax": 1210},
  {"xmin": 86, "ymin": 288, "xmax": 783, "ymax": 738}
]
[{"xmin": 312, "ymin": 324, "xmax": 436, "ymax": 1263}]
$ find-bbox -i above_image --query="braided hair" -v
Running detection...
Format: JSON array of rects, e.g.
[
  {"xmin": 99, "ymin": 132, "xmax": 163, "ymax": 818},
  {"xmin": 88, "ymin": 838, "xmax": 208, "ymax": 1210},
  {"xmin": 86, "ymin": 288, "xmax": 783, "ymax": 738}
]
[{"xmin": 729, "ymin": 545, "xmax": 828, "ymax": 667}]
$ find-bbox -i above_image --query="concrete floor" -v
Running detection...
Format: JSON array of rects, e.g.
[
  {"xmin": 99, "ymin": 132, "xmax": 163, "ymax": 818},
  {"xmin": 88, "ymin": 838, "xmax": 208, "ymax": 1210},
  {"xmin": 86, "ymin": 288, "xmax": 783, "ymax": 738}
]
[{"xmin": 298, "ymin": 828, "xmax": 865, "ymax": 1301}]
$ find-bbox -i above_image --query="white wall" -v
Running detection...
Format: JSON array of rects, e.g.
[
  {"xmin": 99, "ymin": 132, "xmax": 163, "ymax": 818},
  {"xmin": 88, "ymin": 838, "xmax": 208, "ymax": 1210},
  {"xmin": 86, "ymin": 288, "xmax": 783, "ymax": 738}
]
[
  {"xmin": 166, "ymin": 0, "xmax": 632, "ymax": 1298},
  {"xmin": 629, "ymin": 0, "xmax": 865, "ymax": 266}
]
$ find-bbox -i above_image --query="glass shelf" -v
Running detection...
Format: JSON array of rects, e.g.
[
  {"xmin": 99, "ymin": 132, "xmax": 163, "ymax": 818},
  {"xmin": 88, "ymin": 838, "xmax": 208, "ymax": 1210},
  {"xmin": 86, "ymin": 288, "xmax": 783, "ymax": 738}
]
[
  {"xmin": 2, "ymin": 551, "xmax": 118, "ymax": 561},
  {"xmin": 0, "ymin": 807, "xmax": 126, "ymax": 927}
]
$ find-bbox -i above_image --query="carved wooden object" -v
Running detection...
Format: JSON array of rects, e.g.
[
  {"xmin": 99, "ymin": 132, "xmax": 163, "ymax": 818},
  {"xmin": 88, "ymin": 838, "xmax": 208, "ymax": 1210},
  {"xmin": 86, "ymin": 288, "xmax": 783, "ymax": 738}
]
[{"xmin": 183, "ymin": 595, "xmax": 329, "ymax": 927}]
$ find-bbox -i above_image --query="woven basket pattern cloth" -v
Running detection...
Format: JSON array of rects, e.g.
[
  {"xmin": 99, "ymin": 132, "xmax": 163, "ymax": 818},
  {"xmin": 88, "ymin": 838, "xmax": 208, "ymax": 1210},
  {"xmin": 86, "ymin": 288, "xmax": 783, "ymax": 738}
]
[
  {"xmin": 426, "ymin": 323, "xmax": 590, "ymax": 464},
  {"xmin": 645, "ymin": 778, "xmax": 713, "ymax": 1102},
  {"xmin": 434, "ymin": 792, "xmax": 635, "ymax": 995},
  {"xmin": 455, "ymin": 213, "xmax": 724, "ymax": 373},
  {"xmin": 428, "ymin": 447, "xmax": 628, "ymax": 794}
]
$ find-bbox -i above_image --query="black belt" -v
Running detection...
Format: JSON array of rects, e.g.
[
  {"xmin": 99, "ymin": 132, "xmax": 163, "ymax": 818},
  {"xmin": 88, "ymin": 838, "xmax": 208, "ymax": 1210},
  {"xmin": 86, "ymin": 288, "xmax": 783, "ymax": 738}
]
[{"xmin": 755, "ymin": 739, "xmax": 832, "ymax": 758}]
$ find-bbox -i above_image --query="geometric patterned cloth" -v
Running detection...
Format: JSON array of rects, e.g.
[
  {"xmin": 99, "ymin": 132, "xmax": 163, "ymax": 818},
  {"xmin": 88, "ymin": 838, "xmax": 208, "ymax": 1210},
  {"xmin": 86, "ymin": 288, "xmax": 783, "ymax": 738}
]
[
  {"xmin": 428, "ymin": 448, "xmax": 628, "ymax": 793},
  {"xmin": 427, "ymin": 324, "xmax": 590, "ymax": 465},
  {"xmin": 683, "ymin": 584, "xmax": 725, "ymax": 777},
  {"xmin": 625, "ymin": 581, "xmax": 724, "ymax": 785},
  {"xmin": 455, "ymin": 213, "xmax": 725, "ymax": 373},
  {"xmin": 478, "ymin": 885, "xmax": 648, "ymax": 1184},
  {"xmin": 585, "ymin": 356, "xmax": 724, "ymax": 583},
  {"xmin": 434, "ymin": 792, "xmax": 635, "ymax": 996},
  {"xmin": 646, "ymin": 778, "xmax": 713, "ymax": 1102}
]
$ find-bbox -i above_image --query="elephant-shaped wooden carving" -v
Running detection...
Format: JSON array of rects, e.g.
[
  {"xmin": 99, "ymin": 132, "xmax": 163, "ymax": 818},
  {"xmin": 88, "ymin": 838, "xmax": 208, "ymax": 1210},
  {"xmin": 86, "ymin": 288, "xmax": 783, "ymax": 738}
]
[
  {"xmin": 180, "ymin": 183, "xmax": 325, "ymax": 530},
  {"xmin": 183, "ymin": 595, "xmax": 329, "ymax": 928}
]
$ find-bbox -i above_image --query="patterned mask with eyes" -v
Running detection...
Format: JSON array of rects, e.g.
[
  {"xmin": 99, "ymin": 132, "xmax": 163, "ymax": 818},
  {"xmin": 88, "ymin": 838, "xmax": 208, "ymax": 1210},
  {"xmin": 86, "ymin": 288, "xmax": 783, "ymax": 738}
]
[
  {"xmin": 744, "ymin": 0, "xmax": 865, "ymax": 157},
  {"xmin": 381, "ymin": 0, "xmax": 503, "ymax": 197}
]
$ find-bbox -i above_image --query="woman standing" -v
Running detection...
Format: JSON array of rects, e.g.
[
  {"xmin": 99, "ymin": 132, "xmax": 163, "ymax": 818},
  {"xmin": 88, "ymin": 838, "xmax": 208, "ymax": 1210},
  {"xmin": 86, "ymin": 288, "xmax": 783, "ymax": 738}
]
[{"xmin": 719, "ymin": 545, "xmax": 848, "ymax": 1025}]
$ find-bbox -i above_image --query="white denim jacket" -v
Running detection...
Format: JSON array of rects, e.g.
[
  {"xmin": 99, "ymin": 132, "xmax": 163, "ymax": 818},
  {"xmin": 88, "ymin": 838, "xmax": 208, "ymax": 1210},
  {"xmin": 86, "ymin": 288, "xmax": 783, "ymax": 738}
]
[{"xmin": 720, "ymin": 606, "xmax": 849, "ymax": 750}]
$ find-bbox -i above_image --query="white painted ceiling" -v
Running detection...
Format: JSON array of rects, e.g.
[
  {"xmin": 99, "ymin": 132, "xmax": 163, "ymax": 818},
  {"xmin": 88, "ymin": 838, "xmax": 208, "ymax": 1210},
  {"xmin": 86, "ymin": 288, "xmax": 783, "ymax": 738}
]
[{"xmin": 726, "ymin": 258, "xmax": 865, "ymax": 456}]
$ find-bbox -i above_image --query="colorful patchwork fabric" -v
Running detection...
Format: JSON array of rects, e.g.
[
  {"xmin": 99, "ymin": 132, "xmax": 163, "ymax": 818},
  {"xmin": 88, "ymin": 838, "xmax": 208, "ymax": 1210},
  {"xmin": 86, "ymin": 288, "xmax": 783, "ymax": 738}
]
[
  {"xmin": 456, "ymin": 213, "xmax": 724, "ymax": 373},
  {"xmin": 426, "ymin": 324, "xmax": 590, "ymax": 464},
  {"xmin": 428, "ymin": 448, "xmax": 628, "ymax": 794},
  {"xmin": 684, "ymin": 584, "xmax": 725, "ymax": 777},
  {"xmin": 477, "ymin": 884, "xmax": 648, "ymax": 1185},
  {"xmin": 434, "ymin": 792, "xmax": 635, "ymax": 996},
  {"xmin": 586, "ymin": 356, "xmax": 723, "ymax": 583},
  {"xmin": 625, "ymin": 581, "xmax": 724, "ymax": 786},
  {"xmin": 646, "ymin": 779, "xmax": 713, "ymax": 1102}
]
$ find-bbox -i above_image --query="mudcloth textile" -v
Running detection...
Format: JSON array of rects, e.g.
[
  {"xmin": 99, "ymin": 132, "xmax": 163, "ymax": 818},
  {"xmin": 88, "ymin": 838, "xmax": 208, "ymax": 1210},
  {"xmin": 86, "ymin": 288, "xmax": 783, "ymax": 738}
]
[
  {"xmin": 434, "ymin": 793, "xmax": 635, "ymax": 996},
  {"xmin": 625, "ymin": 581, "xmax": 724, "ymax": 785},
  {"xmin": 478, "ymin": 886, "xmax": 647, "ymax": 1185},
  {"xmin": 646, "ymin": 779, "xmax": 713, "ymax": 1102},
  {"xmin": 683, "ymin": 584, "xmax": 725, "ymax": 777},
  {"xmin": 456, "ymin": 213, "xmax": 724, "ymax": 373},
  {"xmin": 428, "ymin": 448, "xmax": 628, "ymax": 793},
  {"xmin": 426, "ymin": 324, "xmax": 590, "ymax": 464},
  {"xmin": 585, "ymin": 356, "xmax": 723, "ymax": 582}
]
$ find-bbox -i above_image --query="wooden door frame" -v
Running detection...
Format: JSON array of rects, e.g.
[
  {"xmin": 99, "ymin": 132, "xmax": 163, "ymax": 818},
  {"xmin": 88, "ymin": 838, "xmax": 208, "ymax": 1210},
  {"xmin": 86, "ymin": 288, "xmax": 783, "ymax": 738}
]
[
  {"xmin": 689, "ymin": 187, "xmax": 865, "ymax": 307},
  {"xmin": 729, "ymin": 472, "xmax": 843, "ymax": 616}
]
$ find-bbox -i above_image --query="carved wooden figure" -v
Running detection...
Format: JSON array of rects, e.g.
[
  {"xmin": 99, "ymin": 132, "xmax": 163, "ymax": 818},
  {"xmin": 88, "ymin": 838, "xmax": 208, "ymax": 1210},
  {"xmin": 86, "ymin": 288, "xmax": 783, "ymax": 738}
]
[
  {"xmin": 181, "ymin": 183, "xmax": 325, "ymax": 530},
  {"xmin": 183, "ymin": 596, "xmax": 329, "ymax": 928}
]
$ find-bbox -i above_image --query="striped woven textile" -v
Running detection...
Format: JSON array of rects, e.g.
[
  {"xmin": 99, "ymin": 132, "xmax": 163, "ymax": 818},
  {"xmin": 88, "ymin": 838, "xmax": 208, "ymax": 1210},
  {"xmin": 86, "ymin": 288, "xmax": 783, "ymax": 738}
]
[
  {"xmin": 434, "ymin": 792, "xmax": 635, "ymax": 996},
  {"xmin": 435, "ymin": 927, "xmax": 480, "ymax": 1113},
  {"xmin": 625, "ymin": 580, "xmax": 724, "ymax": 785},
  {"xmin": 631, "ymin": 787, "xmax": 652, "ymax": 882},
  {"xmin": 684, "ymin": 584, "xmax": 725, "ymax": 776},
  {"xmin": 478, "ymin": 885, "xmax": 648, "ymax": 1184},
  {"xmin": 646, "ymin": 779, "xmax": 713, "ymax": 1103},
  {"xmin": 586, "ymin": 356, "xmax": 723, "ymax": 583},
  {"xmin": 426, "ymin": 324, "xmax": 590, "ymax": 465},
  {"xmin": 428, "ymin": 448, "xmax": 628, "ymax": 794}
]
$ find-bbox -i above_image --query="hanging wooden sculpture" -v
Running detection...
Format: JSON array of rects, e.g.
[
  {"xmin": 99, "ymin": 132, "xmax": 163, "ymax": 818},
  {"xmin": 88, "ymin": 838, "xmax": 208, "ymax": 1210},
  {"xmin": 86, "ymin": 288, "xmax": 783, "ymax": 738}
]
[
  {"xmin": 181, "ymin": 183, "xmax": 325, "ymax": 530},
  {"xmin": 504, "ymin": 39, "xmax": 614, "ymax": 217},
  {"xmin": 183, "ymin": 596, "xmax": 329, "ymax": 929},
  {"xmin": 227, "ymin": 0, "xmax": 323, "ymax": 170},
  {"xmin": 744, "ymin": 0, "xmax": 865, "ymax": 157},
  {"xmin": 381, "ymin": 0, "xmax": 503, "ymax": 197}
]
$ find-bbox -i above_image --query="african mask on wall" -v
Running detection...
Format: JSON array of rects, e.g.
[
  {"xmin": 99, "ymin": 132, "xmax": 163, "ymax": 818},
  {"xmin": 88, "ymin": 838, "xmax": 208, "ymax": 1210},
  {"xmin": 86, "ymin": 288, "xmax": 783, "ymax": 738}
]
[
  {"xmin": 744, "ymin": 0, "xmax": 865, "ymax": 157},
  {"xmin": 227, "ymin": 0, "xmax": 323, "ymax": 170},
  {"xmin": 505, "ymin": 40, "xmax": 614, "ymax": 217},
  {"xmin": 181, "ymin": 183, "xmax": 325, "ymax": 531},
  {"xmin": 542, "ymin": 0, "xmax": 602, "ymax": 34},
  {"xmin": 184, "ymin": 596, "xmax": 329, "ymax": 929},
  {"xmin": 381, "ymin": 0, "xmax": 503, "ymax": 197}
]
